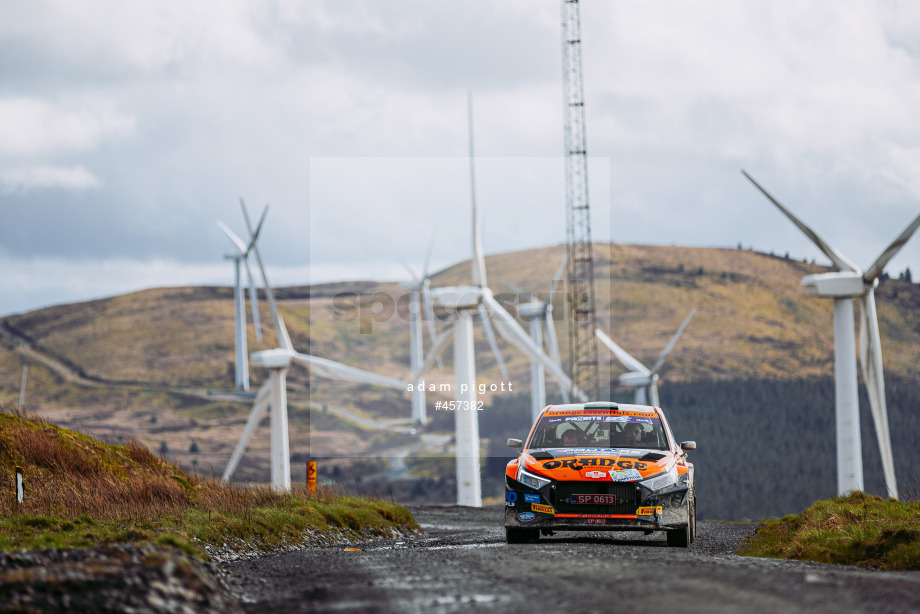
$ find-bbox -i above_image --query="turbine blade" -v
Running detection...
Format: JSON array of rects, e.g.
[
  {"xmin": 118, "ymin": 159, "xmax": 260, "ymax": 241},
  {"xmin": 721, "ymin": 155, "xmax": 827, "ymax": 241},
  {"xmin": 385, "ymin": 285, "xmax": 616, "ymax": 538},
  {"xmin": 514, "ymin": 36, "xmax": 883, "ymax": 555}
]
[
  {"xmin": 245, "ymin": 204, "xmax": 270, "ymax": 254},
  {"xmin": 482, "ymin": 292, "xmax": 587, "ymax": 401},
  {"xmin": 247, "ymin": 224, "xmax": 291, "ymax": 350},
  {"xmin": 859, "ymin": 292, "xmax": 899, "ymax": 498},
  {"xmin": 217, "ymin": 221, "xmax": 248, "ymax": 253},
  {"xmin": 742, "ymin": 170, "xmax": 860, "ymax": 272},
  {"xmin": 596, "ymin": 329, "xmax": 649, "ymax": 374},
  {"xmin": 222, "ymin": 381, "xmax": 272, "ymax": 481},
  {"xmin": 244, "ymin": 258, "xmax": 263, "ymax": 343},
  {"xmin": 292, "ymin": 352, "xmax": 407, "ymax": 391},
  {"xmin": 502, "ymin": 279, "xmax": 535, "ymax": 303},
  {"xmin": 544, "ymin": 309, "xmax": 569, "ymax": 402},
  {"xmin": 477, "ymin": 303, "xmax": 509, "ymax": 379},
  {"xmin": 422, "ymin": 281, "xmax": 444, "ymax": 370},
  {"xmin": 423, "ymin": 227, "xmax": 437, "ymax": 278},
  {"xmin": 239, "ymin": 197, "xmax": 253, "ymax": 234},
  {"xmin": 650, "ymin": 308, "xmax": 696, "ymax": 375},
  {"xmin": 415, "ymin": 329, "xmax": 452, "ymax": 380},
  {"xmin": 400, "ymin": 259, "xmax": 421, "ymax": 284},
  {"xmin": 544, "ymin": 310, "xmax": 562, "ymax": 367},
  {"xmin": 649, "ymin": 381, "xmax": 660, "ymax": 408},
  {"xmin": 864, "ymin": 210, "xmax": 920, "ymax": 283},
  {"xmin": 469, "ymin": 92, "xmax": 488, "ymax": 288}
]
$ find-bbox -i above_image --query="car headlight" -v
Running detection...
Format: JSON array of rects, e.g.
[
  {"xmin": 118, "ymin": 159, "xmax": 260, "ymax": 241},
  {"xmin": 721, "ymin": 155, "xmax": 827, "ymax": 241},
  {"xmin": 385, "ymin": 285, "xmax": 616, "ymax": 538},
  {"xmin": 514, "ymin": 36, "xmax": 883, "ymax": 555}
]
[
  {"xmin": 517, "ymin": 467, "xmax": 551, "ymax": 490},
  {"xmin": 640, "ymin": 464, "xmax": 678, "ymax": 492}
]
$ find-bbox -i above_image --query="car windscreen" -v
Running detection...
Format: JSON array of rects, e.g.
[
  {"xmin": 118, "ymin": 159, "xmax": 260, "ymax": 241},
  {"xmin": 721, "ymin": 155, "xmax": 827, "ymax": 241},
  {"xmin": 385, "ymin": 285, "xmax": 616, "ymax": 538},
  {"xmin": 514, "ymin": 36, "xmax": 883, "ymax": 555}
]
[{"xmin": 527, "ymin": 413, "xmax": 668, "ymax": 450}]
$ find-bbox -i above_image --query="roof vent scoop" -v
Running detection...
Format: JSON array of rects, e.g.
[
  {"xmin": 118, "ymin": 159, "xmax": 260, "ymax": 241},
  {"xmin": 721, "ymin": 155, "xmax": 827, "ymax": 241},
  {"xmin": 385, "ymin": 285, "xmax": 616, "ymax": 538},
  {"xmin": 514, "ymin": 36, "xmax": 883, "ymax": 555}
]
[{"xmin": 584, "ymin": 402, "xmax": 619, "ymax": 410}]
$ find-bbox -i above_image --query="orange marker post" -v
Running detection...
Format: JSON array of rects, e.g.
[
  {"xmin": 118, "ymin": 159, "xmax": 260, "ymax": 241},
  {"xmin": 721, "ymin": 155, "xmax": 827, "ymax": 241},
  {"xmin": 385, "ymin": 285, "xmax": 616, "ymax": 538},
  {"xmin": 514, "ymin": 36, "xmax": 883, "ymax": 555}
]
[{"xmin": 307, "ymin": 461, "xmax": 317, "ymax": 494}]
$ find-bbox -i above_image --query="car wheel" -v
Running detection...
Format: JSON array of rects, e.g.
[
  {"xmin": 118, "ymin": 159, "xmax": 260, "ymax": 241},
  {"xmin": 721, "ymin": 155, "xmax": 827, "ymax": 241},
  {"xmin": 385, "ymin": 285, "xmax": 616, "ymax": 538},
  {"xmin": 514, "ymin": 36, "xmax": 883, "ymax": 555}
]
[
  {"xmin": 666, "ymin": 496, "xmax": 692, "ymax": 548},
  {"xmin": 506, "ymin": 527, "xmax": 539, "ymax": 544},
  {"xmin": 689, "ymin": 494, "xmax": 697, "ymax": 544}
]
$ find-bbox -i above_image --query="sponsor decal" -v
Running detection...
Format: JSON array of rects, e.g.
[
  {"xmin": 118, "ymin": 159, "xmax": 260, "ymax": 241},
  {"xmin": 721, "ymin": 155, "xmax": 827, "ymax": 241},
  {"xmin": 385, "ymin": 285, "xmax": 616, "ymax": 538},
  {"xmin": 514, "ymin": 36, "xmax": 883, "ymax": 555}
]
[
  {"xmin": 505, "ymin": 491, "xmax": 518, "ymax": 506},
  {"xmin": 635, "ymin": 506, "xmax": 663, "ymax": 516},
  {"xmin": 531, "ymin": 503, "xmax": 554, "ymax": 514},
  {"xmin": 584, "ymin": 470, "xmax": 606, "ymax": 479},
  {"xmin": 548, "ymin": 448, "xmax": 619, "ymax": 455},
  {"xmin": 632, "ymin": 417, "xmax": 654, "ymax": 425},
  {"xmin": 542, "ymin": 458, "xmax": 649, "ymax": 471},
  {"xmin": 609, "ymin": 468, "xmax": 643, "ymax": 482},
  {"xmin": 519, "ymin": 512, "xmax": 535, "ymax": 522},
  {"xmin": 605, "ymin": 416, "xmax": 630, "ymax": 422},
  {"xmin": 524, "ymin": 494, "xmax": 540, "ymax": 504}
]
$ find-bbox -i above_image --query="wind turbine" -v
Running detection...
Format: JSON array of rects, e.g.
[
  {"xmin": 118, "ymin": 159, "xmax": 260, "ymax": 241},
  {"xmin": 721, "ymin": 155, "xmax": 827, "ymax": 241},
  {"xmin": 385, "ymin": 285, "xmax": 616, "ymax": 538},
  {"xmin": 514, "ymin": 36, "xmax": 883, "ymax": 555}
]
[
  {"xmin": 744, "ymin": 170, "xmax": 920, "ymax": 500},
  {"xmin": 596, "ymin": 308, "xmax": 696, "ymax": 407},
  {"xmin": 400, "ymin": 231, "xmax": 442, "ymax": 426},
  {"xmin": 503, "ymin": 255, "xmax": 571, "ymax": 419},
  {"xmin": 222, "ymin": 206, "xmax": 409, "ymax": 492},
  {"xmin": 421, "ymin": 273, "xmax": 585, "ymax": 507},
  {"xmin": 217, "ymin": 201, "xmax": 268, "ymax": 391},
  {"xmin": 410, "ymin": 93, "xmax": 585, "ymax": 506}
]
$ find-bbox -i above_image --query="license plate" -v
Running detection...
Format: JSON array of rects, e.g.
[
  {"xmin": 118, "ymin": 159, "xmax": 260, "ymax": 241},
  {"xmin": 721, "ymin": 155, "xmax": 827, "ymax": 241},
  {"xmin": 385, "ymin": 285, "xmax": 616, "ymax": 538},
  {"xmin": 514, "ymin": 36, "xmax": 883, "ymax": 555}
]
[{"xmin": 571, "ymin": 494, "xmax": 616, "ymax": 505}]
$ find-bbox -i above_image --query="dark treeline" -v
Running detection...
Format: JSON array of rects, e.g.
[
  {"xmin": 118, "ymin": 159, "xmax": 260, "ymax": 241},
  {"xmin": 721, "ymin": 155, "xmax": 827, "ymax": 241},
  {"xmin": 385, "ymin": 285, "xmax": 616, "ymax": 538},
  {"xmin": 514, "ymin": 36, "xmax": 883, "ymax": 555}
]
[{"xmin": 466, "ymin": 376, "xmax": 920, "ymax": 521}]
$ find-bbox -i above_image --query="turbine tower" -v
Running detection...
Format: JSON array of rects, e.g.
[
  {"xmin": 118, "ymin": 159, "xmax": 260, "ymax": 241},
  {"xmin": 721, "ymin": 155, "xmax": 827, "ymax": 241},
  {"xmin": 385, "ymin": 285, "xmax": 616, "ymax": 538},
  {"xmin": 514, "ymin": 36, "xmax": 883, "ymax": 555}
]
[
  {"xmin": 217, "ymin": 201, "xmax": 268, "ymax": 391},
  {"xmin": 596, "ymin": 308, "xmax": 695, "ymax": 407},
  {"xmin": 411, "ymin": 98, "xmax": 586, "ymax": 504},
  {"xmin": 744, "ymin": 170, "xmax": 920, "ymax": 499},
  {"xmin": 421, "ymin": 278, "xmax": 584, "ymax": 506},
  {"xmin": 561, "ymin": 0, "xmax": 601, "ymax": 399}
]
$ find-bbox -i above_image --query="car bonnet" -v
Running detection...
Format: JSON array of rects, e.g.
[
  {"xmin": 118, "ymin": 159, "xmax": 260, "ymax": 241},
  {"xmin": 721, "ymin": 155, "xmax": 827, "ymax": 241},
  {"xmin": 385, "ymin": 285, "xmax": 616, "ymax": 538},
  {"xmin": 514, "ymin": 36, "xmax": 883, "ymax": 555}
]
[{"xmin": 520, "ymin": 447, "xmax": 675, "ymax": 482}]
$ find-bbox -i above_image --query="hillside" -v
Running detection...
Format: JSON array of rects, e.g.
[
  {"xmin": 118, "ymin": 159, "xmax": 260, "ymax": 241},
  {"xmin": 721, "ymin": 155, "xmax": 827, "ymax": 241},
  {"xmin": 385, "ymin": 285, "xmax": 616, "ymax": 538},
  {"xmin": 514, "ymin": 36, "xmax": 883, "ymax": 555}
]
[
  {"xmin": 2, "ymin": 242, "xmax": 920, "ymax": 508},
  {"xmin": 8, "ymin": 244, "xmax": 920, "ymax": 388}
]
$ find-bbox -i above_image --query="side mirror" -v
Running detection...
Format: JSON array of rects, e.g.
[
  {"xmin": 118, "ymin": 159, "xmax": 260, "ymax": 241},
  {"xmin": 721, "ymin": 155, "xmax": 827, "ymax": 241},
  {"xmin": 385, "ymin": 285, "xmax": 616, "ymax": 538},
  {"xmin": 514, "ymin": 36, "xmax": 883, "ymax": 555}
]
[
  {"xmin": 680, "ymin": 441, "xmax": 696, "ymax": 451},
  {"xmin": 507, "ymin": 438, "xmax": 523, "ymax": 451}
]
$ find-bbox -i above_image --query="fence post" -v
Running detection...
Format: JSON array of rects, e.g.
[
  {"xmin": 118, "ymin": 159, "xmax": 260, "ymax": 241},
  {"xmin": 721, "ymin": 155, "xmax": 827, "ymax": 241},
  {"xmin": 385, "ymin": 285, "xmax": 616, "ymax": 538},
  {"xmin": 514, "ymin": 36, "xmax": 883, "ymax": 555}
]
[
  {"xmin": 307, "ymin": 460, "xmax": 317, "ymax": 494},
  {"xmin": 15, "ymin": 466, "xmax": 23, "ymax": 504}
]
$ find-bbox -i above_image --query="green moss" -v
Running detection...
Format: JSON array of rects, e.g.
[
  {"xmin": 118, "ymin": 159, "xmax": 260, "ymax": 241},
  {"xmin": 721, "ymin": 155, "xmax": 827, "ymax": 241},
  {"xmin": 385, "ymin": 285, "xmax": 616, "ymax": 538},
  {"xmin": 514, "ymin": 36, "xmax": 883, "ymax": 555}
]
[{"xmin": 739, "ymin": 492, "xmax": 920, "ymax": 570}]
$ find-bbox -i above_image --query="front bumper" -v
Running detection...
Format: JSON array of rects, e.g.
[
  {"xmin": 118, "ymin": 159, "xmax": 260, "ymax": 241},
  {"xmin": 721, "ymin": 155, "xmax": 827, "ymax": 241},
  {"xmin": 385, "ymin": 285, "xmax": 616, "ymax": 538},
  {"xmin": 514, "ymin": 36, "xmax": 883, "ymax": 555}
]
[{"xmin": 504, "ymin": 475, "xmax": 690, "ymax": 532}]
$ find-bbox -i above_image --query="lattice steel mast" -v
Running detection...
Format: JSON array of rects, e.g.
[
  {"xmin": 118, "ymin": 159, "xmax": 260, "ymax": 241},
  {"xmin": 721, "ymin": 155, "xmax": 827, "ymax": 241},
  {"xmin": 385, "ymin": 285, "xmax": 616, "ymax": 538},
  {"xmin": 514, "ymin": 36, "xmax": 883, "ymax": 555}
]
[{"xmin": 561, "ymin": 0, "xmax": 600, "ymax": 399}]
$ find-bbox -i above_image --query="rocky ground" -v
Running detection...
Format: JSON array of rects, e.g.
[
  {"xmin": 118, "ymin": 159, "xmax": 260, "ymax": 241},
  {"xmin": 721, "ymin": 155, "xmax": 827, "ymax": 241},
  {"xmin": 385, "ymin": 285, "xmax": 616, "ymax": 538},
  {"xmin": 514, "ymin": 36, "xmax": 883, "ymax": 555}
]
[
  {"xmin": 0, "ymin": 544, "xmax": 239, "ymax": 613},
  {"xmin": 0, "ymin": 524, "xmax": 420, "ymax": 613}
]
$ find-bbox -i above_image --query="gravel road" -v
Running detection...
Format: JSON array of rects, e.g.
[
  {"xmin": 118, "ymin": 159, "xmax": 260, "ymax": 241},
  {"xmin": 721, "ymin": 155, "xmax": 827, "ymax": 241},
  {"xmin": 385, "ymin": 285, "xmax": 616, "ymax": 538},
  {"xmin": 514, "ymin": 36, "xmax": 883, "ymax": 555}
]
[{"xmin": 220, "ymin": 504, "xmax": 920, "ymax": 613}]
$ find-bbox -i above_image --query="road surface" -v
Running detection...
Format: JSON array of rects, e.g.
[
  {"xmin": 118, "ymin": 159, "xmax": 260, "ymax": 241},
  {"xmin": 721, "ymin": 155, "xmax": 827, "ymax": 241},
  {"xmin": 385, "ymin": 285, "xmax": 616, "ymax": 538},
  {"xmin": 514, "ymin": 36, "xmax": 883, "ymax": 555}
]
[{"xmin": 220, "ymin": 505, "xmax": 920, "ymax": 613}]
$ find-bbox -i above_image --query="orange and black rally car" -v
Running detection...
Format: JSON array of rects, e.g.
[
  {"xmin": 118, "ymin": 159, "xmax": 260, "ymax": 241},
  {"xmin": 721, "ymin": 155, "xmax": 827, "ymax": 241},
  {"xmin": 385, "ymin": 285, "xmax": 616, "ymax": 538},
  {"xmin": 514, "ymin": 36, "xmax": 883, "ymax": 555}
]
[{"xmin": 505, "ymin": 401, "xmax": 697, "ymax": 547}]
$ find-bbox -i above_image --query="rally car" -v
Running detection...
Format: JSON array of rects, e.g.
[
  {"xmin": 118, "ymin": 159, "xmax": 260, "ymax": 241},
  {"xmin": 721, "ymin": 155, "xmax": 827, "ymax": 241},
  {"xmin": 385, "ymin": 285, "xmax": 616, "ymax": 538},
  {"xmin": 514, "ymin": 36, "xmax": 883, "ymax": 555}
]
[{"xmin": 504, "ymin": 401, "xmax": 696, "ymax": 547}]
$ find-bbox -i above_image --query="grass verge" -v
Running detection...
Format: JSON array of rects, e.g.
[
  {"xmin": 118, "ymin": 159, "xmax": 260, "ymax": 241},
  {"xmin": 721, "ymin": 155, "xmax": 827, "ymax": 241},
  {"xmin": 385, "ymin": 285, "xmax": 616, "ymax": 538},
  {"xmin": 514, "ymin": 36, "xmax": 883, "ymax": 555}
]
[
  {"xmin": 0, "ymin": 409, "xmax": 419, "ymax": 560},
  {"xmin": 738, "ymin": 491, "xmax": 920, "ymax": 570}
]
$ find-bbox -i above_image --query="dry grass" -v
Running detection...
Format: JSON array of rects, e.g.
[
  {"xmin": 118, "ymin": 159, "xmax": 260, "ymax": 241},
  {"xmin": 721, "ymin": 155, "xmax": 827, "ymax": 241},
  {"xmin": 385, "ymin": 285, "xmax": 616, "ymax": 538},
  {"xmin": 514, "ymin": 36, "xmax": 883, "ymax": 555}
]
[{"xmin": 0, "ymin": 406, "xmax": 418, "ymax": 558}]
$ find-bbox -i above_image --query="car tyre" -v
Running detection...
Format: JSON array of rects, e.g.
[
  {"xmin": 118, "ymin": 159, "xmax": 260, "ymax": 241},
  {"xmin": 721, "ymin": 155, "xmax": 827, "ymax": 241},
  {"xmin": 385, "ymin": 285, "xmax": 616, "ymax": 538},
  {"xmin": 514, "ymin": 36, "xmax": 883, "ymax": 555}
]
[
  {"xmin": 689, "ymin": 493, "xmax": 697, "ymax": 544},
  {"xmin": 506, "ymin": 527, "xmax": 539, "ymax": 544},
  {"xmin": 667, "ymin": 495, "xmax": 693, "ymax": 548}
]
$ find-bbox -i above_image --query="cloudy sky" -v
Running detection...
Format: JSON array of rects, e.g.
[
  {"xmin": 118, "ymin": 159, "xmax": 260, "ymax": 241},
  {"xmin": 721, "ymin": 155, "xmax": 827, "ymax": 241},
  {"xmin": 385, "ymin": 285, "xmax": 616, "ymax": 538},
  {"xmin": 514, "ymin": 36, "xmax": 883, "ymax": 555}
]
[{"xmin": 4, "ymin": 0, "xmax": 920, "ymax": 317}]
